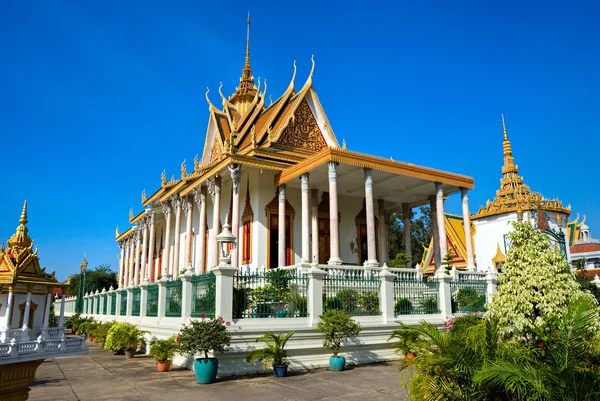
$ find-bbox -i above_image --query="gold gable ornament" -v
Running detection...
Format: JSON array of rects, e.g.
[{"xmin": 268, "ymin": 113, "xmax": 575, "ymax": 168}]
[{"xmin": 492, "ymin": 242, "xmax": 506, "ymax": 272}]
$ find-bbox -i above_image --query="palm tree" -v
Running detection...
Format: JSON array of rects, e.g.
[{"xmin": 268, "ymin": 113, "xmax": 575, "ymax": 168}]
[{"xmin": 245, "ymin": 331, "xmax": 295, "ymax": 368}]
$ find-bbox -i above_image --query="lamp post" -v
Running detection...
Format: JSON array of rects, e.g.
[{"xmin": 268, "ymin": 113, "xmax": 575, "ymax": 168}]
[
  {"xmin": 76, "ymin": 255, "xmax": 88, "ymax": 314},
  {"xmin": 216, "ymin": 217, "xmax": 237, "ymax": 266}
]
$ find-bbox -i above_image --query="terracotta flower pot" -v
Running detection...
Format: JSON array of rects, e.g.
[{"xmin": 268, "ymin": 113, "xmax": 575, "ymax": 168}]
[
  {"xmin": 405, "ymin": 352, "xmax": 417, "ymax": 360},
  {"xmin": 125, "ymin": 350, "xmax": 135, "ymax": 359},
  {"xmin": 157, "ymin": 361, "xmax": 171, "ymax": 372}
]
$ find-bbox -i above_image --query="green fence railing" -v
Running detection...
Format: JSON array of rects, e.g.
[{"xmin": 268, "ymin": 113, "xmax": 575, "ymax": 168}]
[
  {"xmin": 131, "ymin": 288, "xmax": 141, "ymax": 317},
  {"xmin": 110, "ymin": 293, "xmax": 116, "ymax": 315},
  {"xmin": 451, "ymin": 278, "xmax": 487, "ymax": 313},
  {"xmin": 165, "ymin": 280, "xmax": 182, "ymax": 317},
  {"xmin": 146, "ymin": 284, "xmax": 159, "ymax": 317},
  {"xmin": 191, "ymin": 273, "xmax": 216, "ymax": 318},
  {"xmin": 95, "ymin": 297, "xmax": 100, "ymax": 315},
  {"xmin": 233, "ymin": 269, "xmax": 309, "ymax": 319},
  {"xmin": 102, "ymin": 294, "xmax": 108, "ymax": 315},
  {"xmin": 323, "ymin": 270, "xmax": 381, "ymax": 316},
  {"xmin": 120, "ymin": 291, "xmax": 128, "ymax": 316},
  {"xmin": 394, "ymin": 276, "xmax": 440, "ymax": 315}
]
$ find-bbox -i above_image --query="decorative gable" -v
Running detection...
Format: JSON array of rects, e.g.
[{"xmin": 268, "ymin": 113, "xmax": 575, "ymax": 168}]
[
  {"xmin": 276, "ymin": 98, "xmax": 327, "ymax": 152},
  {"xmin": 210, "ymin": 138, "xmax": 223, "ymax": 164}
]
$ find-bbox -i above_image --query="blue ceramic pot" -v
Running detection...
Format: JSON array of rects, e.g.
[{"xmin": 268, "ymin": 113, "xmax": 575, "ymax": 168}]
[
  {"xmin": 273, "ymin": 365, "xmax": 288, "ymax": 377},
  {"xmin": 329, "ymin": 356, "xmax": 345, "ymax": 371},
  {"xmin": 194, "ymin": 358, "xmax": 219, "ymax": 384}
]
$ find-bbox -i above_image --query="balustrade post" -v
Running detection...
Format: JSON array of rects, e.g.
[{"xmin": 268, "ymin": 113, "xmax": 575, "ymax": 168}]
[
  {"xmin": 485, "ymin": 270, "xmax": 498, "ymax": 304},
  {"xmin": 115, "ymin": 289, "xmax": 122, "ymax": 318},
  {"xmin": 100, "ymin": 288, "xmax": 106, "ymax": 317},
  {"xmin": 307, "ymin": 262, "xmax": 327, "ymax": 326},
  {"xmin": 157, "ymin": 276, "xmax": 168, "ymax": 320},
  {"xmin": 378, "ymin": 263, "xmax": 396, "ymax": 324},
  {"xmin": 126, "ymin": 284, "xmax": 134, "ymax": 318},
  {"xmin": 140, "ymin": 279, "xmax": 149, "ymax": 319},
  {"xmin": 436, "ymin": 274, "xmax": 453, "ymax": 319},
  {"xmin": 211, "ymin": 264, "xmax": 237, "ymax": 323},
  {"xmin": 181, "ymin": 267, "xmax": 194, "ymax": 321},
  {"xmin": 107, "ymin": 287, "xmax": 114, "ymax": 317}
]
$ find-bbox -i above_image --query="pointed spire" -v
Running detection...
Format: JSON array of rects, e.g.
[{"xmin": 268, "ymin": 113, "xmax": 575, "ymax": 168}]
[
  {"xmin": 500, "ymin": 113, "xmax": 518, "ymax": 176},
  {"xmin": 230, "ymin": 13, "xmax": 257, "ymax": 113},
  {"xmin": 245, "ymin": 12, "xmax": 251, "ymax": 67},
  {"xmin": 20, "ymin": 200, "xmax": 28, "ymax": 225},
  {"xmin": 8, "ymin": 200, "xmax": 32, "ymax": 249},
  {"xmin": 501, "ymin": 113, "xmax": 512, "ymax": 158}
]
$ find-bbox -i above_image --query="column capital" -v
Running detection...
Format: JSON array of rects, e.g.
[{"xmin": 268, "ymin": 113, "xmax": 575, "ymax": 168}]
[
  {"xmin": 161, "ymin": 201, "xmax": 171, "ymax": 217},
  {"xmin": 278, "ymin": 184, "xmax": 286, "ymax": 201},
  {"xmin": 170, "ymin": 195, "xmax": 181, "ymax": 211},
  {"xmin": 182, "ymin": 195, "xmax": 190, "ymax": 216},
  {"xmin": 208, "ymin": 176, "xmax": 221, "ymax": 203},
  {"xmin": 364, "ymin": 168, "xmax": 373, "ymax": 188},
  {"xmin": 192, "ymin": 186, "xmax": 207, "ymax": 207},
  {"xmin": 300, "ymin": 173, "xmax": 310, "ymax": 193},
  {"xmin": 328, "ymin": 161, "xmax": 337, "ymax": 182},
  {"xmin": 228, "ymin": 163, "xmax": 241, "ymax": 195}
]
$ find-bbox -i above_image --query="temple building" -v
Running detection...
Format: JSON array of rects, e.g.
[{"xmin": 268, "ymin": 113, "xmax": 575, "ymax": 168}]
[
  {"xmin": 114, "ymin": 18, "xmax": 475, "ymax": 285},
  {"xmin": 569, "ymin": 215, "xmax": 600, "ymax": 270},
  {"xmin": 422, "ymin": 115, "xmax": 573, "ymax": 272}
]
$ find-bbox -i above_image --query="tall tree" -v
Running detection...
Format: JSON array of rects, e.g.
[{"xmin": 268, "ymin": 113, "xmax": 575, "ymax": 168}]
[
  {"xmin": 386, "ymin": 206, "xmax": 432, "ymax": 267},
  {"xmin": 67, "ymin": 264, "xmax": 117, "ymax": 296}
]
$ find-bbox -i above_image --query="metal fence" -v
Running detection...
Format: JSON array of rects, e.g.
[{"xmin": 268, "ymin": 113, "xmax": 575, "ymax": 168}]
[
  {"xmin": 322, "ymin": 269, "xmax": 381, "ymax": 316},
  {"xmin": 233, "ymin": 269, "xmax": 309, "ymax": 319},
  {"xmin": 450, "ymin": 277, "xmax": 487, "ymax": 313},
  {"xmin": 110, "ymin": 293, "xmax": 116, "ymax": 315},
  {"xmin": 131, "ymin": 288, "xmax": 141, "ymax": 317},
  {"xmin": 191, "ymin": 273, "xmax": 216, "ymax": 318},
  {"xmin": 394, "ymin": 276, "xmax": 440, "ymax": 315},
  {"xmin": 102, "ymin": 294, "xmax": 108, "ymax": 315},
  {"xmin": 165, "ymin": 280, "xmax": 182, "ymax": 317},
  {"xmin": 95, "ymin": 297, "xmax": 100, "ymax": 315},
  {"xmin": 146, "ymin": 284, "xmax": 158, "ymax": 317},
  {"xmin": 120, "ymin": 291, "xmax": 127, "ymax": 316}
]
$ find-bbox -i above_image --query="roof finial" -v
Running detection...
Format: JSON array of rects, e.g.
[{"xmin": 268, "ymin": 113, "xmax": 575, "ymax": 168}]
[
  {"xmin": 501, "ymin": 113, "xmax": 513, "ymax": 159},
  {"xmin": 501, "ymin": 112, "xmax": 508, "ymax": 141},
  {"xmin": 245, "ymin": 12, "xmax": 251, "ymax": 67},
  {"xmin": 20, "ymin": 200, "xmax": 28, "ymax": 225}
]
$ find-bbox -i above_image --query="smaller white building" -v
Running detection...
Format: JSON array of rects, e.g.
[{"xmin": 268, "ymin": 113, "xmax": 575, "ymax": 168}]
[{"xmin": 570, "ymin": 220, "xmax": 600, "ymax": 270}]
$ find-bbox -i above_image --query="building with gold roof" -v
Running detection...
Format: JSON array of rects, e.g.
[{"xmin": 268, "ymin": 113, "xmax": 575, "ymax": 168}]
[{"xmin": 114, "ymin": 17, "xmax": 474, "ymax": 286}]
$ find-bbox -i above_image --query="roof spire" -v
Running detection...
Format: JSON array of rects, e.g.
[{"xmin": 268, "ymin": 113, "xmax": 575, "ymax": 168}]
[
  {"xmin": 245, "ymin": 12, "xmax": 251, "ymax": 67},
  {"xmin": 20, "ymin": 200, "xmax": 28, "ymax": 225},
  {"xmin": 230, "ymin": 12, "xmax": 258, "ymax": 113},
  {"xmin": 501, "ymin": 113, "xmax": 513, "ymax": 160}
]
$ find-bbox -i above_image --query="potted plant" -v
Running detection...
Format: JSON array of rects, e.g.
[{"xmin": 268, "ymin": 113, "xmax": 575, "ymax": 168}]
[
  {"xmin": 388, "ymin": 323, "xmax": 421, "ymax": 360},
  {"xmin": 316, "ymin": 310, "xmax": 361, "ymax": 371},
  {"xmin": 178, "ymin": 315, "xmax": 231, "ymax": 384},
  {"xmin": 149, "ymin": 336, "xmax": 178, "ymax": 372},
  {"xmin": 104, "ymin": 322, "xmax": 147, "ymax": 358},
  {"xmin": 245, "ymin": 331, "xmax": 296, "ymax": 377}
]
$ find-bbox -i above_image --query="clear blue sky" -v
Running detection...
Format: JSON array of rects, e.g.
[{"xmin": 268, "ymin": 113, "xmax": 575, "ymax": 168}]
[{"xmin": 1, "ymin": 1, "xmax": 598, "ymax": 280}]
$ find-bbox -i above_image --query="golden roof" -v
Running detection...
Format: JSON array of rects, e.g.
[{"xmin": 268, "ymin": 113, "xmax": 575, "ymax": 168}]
[
  {"xmin": 472, "ymin": 115, "xmax": 570, "ymax": 220},
  {"xmin": 0, "ymin": 201, "xmax": 62, "ymax": 286}
]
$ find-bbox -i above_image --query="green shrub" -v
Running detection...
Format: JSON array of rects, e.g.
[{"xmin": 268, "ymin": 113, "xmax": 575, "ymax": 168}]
[
  {"xmin": 149, "ymin": 336, "xmax": 178, "ymax": 362},
  {"xmin": 324, "ymin": 296, "xmax": 342, "ymax": 311},
  {"xmin": 104, "ymin": 323, "xmax": 147, "ymax": 352},
  {"xmin": 253, "ymin": 302, "xmax": 275, "ymax": 317},
  {"xmin": 178, "ymin": 317, "xmax": 231, "ymax": 359},
  {"xmin": 233, "ymin": 287, "xmax": 250, "ymax": 318},
  {"xmin": 421, "ymin": 297, "xmax": 438, "ymax": 314},
  {"xmin": 78, "ymin": 320, "xmax": 97, "ymax": 336},
  {"xmin": 246, "ymin": 331, "xmax": 295, "ymax": 368},
  {"xmin": 266, "ymin": 268, "xmax": 292, "ymax": 292},
  {"xmin": 359, "ymin": 291, "xmax": 379, "ymax": 313},
  {"xmin": 316, "ymin": 310, "xmax": 362, "ymax": 357},
  {"xmin": 395, "ymin": 298, "xmax": 413, "ymax": 315},
  {"xmin": 336, "ymin": 289, "xmax": 359, "ymax": 312},
  {"xmin": 455, "ymin": 287, "xmax": 485, "ymax": 311}
]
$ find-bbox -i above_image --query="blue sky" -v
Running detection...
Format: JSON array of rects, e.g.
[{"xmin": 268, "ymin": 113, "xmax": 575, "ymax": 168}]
[{"xmin": 1, "ymin": 1, "xmax": 598, "ymax": 280}]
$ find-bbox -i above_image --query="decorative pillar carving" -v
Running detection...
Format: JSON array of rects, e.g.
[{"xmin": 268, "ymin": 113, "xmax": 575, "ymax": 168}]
[
  {"xmin": 229, "ymin": 164, "xmax": 241, "ymax": 267},
  {"xmin": 194, "ymin": 186, "xmax": 207, "ymax": 274},
  {"xmin": 402, "ymin": 203, "xmax": 412, "ymax": 267},
  {"xmin": 301, "ymin": 174, "xmax": 310, "ymax": 263},
  {"xmin": 278, "ymin": 184, "xmax": 287, "ymax": 267},
  {"xmin": 328, "ymin": 162, "xmax": 342, "ymax": 265},
  {"xmin": 311, "ymin": 189, "xmax": 319, "ymax": 263},
  {"xmin": 161, "ymin": 202, "xmax": 172, "ymax": 277},
  {"xmin": 435, "ymin": 182, "xmax": 448, "ymax": 275},
  {"xmin": 364, "ymin": 168, "xmax": 378, "ymax": 267},
  {"xmin": 210, "ymin": 177, "xmax": 222, "ymax": 268},
  {"xmin": 461, "ymin": 188, "xmax": 476, "ymax": 271},
  {"xmin": 147, "ymin": 211, "xmax": 156, "ymax": 281},
  {"xmin": 184, "ymin": 195, "xmax": 194, "ymax": 269},
  {"xmin": 172, "ymin": 196, "xmax": 182, "ymax": 278}
]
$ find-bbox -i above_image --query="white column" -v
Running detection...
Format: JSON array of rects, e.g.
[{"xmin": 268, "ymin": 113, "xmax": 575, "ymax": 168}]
[
  {"xmin": 435, "ymin": 182, "xmax": 448, "ymax": 275},
  {"xmin": 161, "ymin": 202, "xmax": 172, "ymax": 277},
  {"xmin": 229, "ymin": 164, "xmax": 241, "ymax": 267},
  {"xmin": 147, "ymin": 211, "xmax": 156, "ymax": 281},
  {"xmin": 461, "ymin": 188, "xmax": 476, "ymax": 271},
  {"xmin": 379, "ymin": 264, "xmax": 396, "ymax": 324},
  {"xmin": 278, "ymin": 184, "xmax": 287, "ymax": 267},
  {"xmin": 301, "ymin": 174, "xmax": 310, "ymax": 263},
  {"xmin": 402, "ymin": 203, "xmax": 412, "ymax": 267},
  {"xmin": 2, "ymin": 287, "xmax": 14, "ymax": 329},
  {"xmin": 211, "ymin": 177, "xmax": 222, "ymax": 268},
  {"xmin": 128, "ymin": 236, "xmax": 135, "ymax": 286},
  {"xmin": 22, "ymin": 289, "xmax": 32, "ymax": 330},
  {"xmin": 364, "ymin": 168, "xmax": 378, "ymax": 267},
  {"xmin": 172, "ymin": 196, "xmax": 182, "ymax": 278},
  {"xmin": 58, "ymin": 294, "xmax": 66, "ymax": 328},
  {"xmin": 42, "ymin": 291, "xmax": 53, "ymax": 328},
  {"xmin": 184, "ymin": 196, "xmax": 194, "ymax": 268},
  {"xmin": 194, "ymin": 186, "xmax": 208, "ymax": 274},
  {"xmin": 328, "ymin": 162, "xmax": 342, "ymax": 265},
  {"xmin": 134, "ymin": 227, "xmax": 142, "ymax": 286},
  {"xmin": 307, "ymin": 263, "xmax": 327, "ymax": 326},
  {"xmin": 311, "ymin": 189, "xmax": 319, "ymax": 263},
  {"xmin": 140, "ymin": 218, "xmax": 149, "ymax": 282},
  {"xmin": 118, "ymin": 243, "xmax": 125, "ymax": 288},
  {"xmin": 430, "ymin": 195, "xmax": 441, "ymax": 270},
  {"xmin": 377, "ymin": 199, "xmax": 388, "ymax": 265}
]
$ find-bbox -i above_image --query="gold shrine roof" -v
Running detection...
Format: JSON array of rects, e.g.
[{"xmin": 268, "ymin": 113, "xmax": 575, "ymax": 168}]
[
  {"xmin": 0, "ymin": 201, "xmax": 64, "ymax": 287},
  {"xmin": 472, "ymin": 115, "xmax": 570, "ymax": 220}
]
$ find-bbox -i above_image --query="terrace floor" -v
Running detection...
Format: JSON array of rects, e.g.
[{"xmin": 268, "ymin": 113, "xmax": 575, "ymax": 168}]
[{"xmin": 29, "ymin": 343, "xmax": 411, "ymax": 400}]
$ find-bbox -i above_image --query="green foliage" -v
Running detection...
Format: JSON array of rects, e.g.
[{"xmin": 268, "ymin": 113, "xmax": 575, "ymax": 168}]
[
  {"xmin": 358, "ymin": 291, "xmax": 379, "ymax": 313},
  {"xmin": 388, "ymin": 252, "xmax": 411, "ymax": 268},
  {"xmin": 67, "ymin": 264, "xmax": 117, "ymax": 296},
  {"xmin": 252, "ymin": 285, "xmax": 287, "ymax": 303},
  {"xmin": 149, "ymin": 336, "xmax": 178, "ymax": 362},
  {"xmin": 455, "ymin": 287, "xmax": 486, "ymax": 311},
  {"xmin": 65, "ymin": 313, "xmax": 93, "ymax": 333},
  {"xmin": 48, "ymin": 309, "xmax": 56, "ymax": 327},
  {"xmin": 576, "ymin": 273, "xmax": 600, "ymax": 304},
  {"xmin": 78, "ymin": 320, "xmax": 98, "ymax": 336},
  {"xmin": 233, "ymin": 287, "xmax": 251, "ymax": 319},
  {"xmin": 387, "ymin": 206, "xmax": 431, "ymax": 267},
  {"xmin": 487, "ymin": 222, "xmax": 600, "ymax": 336},
  {"xmin": 253, "ymin": 302, "xmax": 275, "ymax": 317},
  {"xmin": 395, "ymin": 298, "xmax": 413, "ymax": 315},
  {"xmin": 287, "ymin": 293, "xmax": 307, "ymax": 316},
  {"xmin": 316, "ymin": 310, "xmax": 362, "ymax": 357},
  {"xmin": 245, "ymin": 331, "xmax": 295, "ymax": 368},
  {"xmin": 178, "ymin": 317, "xmax": 231, "ymax": 359},
  {"xmin": 104, "ymin": 322, "xmax": 147, "ymax": 352},
  {"xmin": 420, "ymin": 297, "xmax": 438, "ymax": 314},
  {"xmin": 88, "ymin": 322, "xmax": 114, "ymax": 344},
  {"xmin": 336, "ymin": 289, "xmax": 359, "ymax": 311},
  {"xmin": 266, "ymin": 268, "xmax": 292, "ymax": 292}
]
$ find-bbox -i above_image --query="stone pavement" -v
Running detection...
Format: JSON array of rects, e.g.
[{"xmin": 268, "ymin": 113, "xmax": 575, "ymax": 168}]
[{"xmin": 29, "ymin": 344, "xmax": 411, "ymax": 400}]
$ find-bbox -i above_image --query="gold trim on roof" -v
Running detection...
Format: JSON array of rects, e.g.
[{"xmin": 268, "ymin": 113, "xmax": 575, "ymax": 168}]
[{"xmin": 492, "ymin": 242, "xmax": 506, "ymax": 267}]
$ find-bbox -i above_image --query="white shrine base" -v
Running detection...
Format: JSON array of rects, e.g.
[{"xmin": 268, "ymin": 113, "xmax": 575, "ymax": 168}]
[{"xmin": 92, "ymin": 314, "xmax": 444, "ymax": 376}]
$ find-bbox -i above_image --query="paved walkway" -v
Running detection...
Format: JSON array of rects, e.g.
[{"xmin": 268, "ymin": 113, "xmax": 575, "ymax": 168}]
[{"xmin": 30, "ymin": 344, "xmax": 410, "ymax": 400}]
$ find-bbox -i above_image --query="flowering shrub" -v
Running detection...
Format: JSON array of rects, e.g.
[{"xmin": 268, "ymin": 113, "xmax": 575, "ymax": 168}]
[{"xmin": 177, "ymin": 316, "xmax": 231, "ymax": 359}]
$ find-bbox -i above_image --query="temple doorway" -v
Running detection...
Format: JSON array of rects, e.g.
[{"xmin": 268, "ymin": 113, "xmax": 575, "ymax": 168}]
[
  {"xmin": 268, "ymin": 214, "xmax": 292, "ymax": 268},
  {"xmin": 318, "ymin": 217, "xmax": 330, "ymax": 264}
]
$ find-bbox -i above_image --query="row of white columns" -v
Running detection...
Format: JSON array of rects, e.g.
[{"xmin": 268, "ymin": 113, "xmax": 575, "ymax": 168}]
[{"xmin": 1, "ymin": 287, "xmax": 60, "ymax": 333}]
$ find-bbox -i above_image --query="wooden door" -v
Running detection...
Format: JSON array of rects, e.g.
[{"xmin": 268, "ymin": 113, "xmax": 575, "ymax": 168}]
[
  {"xmin": 269, "ymin": 214, "xmax": 292, "ymax": 268},
  {"xmin": 318, "ymin": 217, "xmax": 330, "ymax": 264}
]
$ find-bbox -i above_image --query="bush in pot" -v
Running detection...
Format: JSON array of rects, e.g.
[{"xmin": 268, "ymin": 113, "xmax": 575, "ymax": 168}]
[
  {"xmin": 316, "ymin": 310, "xmax": 362, "ymax": 371},
  {"xmin": 177, "ymin": 315, "xmax": 231, "ymax": 384},
  {"xmin": 149, "ymin": 336, "xmax": 178, "ymax": 372},
  {"xmin": 245, "ymin": 331, "xmax": 295, "ymax": 377},
  {"xmin": 104, "ymin": 322, "xmax": 147, "ymax": 358}
]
